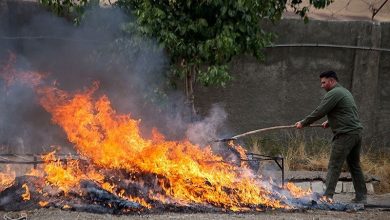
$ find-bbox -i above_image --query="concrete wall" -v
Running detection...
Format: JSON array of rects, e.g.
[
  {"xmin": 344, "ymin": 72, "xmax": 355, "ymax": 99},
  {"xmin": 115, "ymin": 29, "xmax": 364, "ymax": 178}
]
[
  {"xmin": 195, "ymin": 19, "xmax": 390, "ymax": 147},
  {"xmin": 377, "ymin": 23, "xmax": 390, "ymax": 147}
]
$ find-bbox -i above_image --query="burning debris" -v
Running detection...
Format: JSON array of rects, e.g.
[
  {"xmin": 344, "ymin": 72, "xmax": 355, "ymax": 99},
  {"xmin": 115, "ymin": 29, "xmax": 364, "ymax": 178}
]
[
  {"xmin": 0, "ymin": 166, "xmax": 15, "ymax": 192},
  {"xmin": 0, "ymin": 175, "xmax": 142, "ymax": 214},
  {"xmin": 0, "ymin": 172, "xmax": 364, "ymax": 213},
  {"xmin": 0, "ymin": 54, "xmax": 364, "ymax": 214}
]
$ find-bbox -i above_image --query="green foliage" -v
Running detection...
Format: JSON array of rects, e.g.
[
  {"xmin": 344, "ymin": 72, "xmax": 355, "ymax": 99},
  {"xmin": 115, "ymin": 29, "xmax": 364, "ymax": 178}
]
[
  {"xmin": 39, "ymin": 0, "xmax": 98, "ymax": 24},
  {"xmin": 290, "ymin": 0, "xmax": 333, "ymax": 23},
  {"xmin": 116, "ymin": 0, "xmax": 333, "ymax": 88},
  {"xmin": 198, "ymin": 65, "xmax": 232, "ymax": 87},
  {"xmin": 117, "ymin": 0, "xmax": 285, "ymax": 87}
]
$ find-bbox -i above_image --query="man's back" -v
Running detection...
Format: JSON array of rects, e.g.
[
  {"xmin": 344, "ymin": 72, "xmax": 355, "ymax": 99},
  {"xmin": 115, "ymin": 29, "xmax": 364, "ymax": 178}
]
[{"xmin": 326, "ymin": 84, "xmax": 363, "ymax": 135}]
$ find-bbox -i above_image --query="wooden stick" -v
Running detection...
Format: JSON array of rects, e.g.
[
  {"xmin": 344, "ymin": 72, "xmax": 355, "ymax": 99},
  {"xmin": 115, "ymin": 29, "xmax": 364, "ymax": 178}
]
[
  {"xmin": 232, "ymin": 124, "xmax": 322, "ymax": 139},
  {"xmin": 213, "ymin": 124, "xmax": 323, "ymax": 142}
]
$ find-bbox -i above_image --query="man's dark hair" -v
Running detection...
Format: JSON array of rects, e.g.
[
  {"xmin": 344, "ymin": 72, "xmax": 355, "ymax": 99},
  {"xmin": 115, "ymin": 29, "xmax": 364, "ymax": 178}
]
[{"xmin": 320, "ymin": 70, "xmax": 338, "ymax": 81}]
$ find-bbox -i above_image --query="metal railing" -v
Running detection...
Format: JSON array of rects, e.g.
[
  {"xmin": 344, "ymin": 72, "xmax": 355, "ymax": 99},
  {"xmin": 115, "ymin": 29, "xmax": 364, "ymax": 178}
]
[
  {"xmin": 0, "ymin": 153, "xmax": 79, "ymax": 168},
  {"xmin": 245, "ymin": 153, "xmax": 285, "ymax": 186}
]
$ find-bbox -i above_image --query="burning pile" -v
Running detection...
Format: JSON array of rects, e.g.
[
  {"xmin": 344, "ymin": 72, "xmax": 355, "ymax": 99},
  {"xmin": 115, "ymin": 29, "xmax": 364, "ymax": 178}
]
[{"xmin": 0, "ymin": 55, "xmax": 360, "ymax": 213}]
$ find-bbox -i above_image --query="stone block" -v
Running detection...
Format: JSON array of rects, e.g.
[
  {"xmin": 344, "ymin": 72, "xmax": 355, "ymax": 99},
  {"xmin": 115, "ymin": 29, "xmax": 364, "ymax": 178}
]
[
  {"xmin": 341, "ymin": 182, "xmax": 374, "ymax": 194},
  {"xmin": 311, "ymin": 181, "xmax": 325, "ymax": 193},
  {"xmin": 342, "ymin": 182, "xmax": 355, "ymax": 193},
  {"xmin": 294, "ymin": 182, "xmax": 311, "ymax": 191},
  {"xmin": 335, "ymin": 181, "xmax": 342, "ymax": 193},
  {"xmin": 366, "ymin": 183, "xmax": 375, "ymax": 194}
]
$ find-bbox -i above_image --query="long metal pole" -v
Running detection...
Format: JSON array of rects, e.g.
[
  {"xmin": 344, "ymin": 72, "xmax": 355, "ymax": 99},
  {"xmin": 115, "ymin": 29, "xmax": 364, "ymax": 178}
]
[
  {"xmin": 267, "ymin": 43, "xmax": 390, "ymax": 52},
  {"xmin": 1, "ymin": 36, "xmax": 390, "ymax": 52},
  {"xmin": 231, "ymin": 124, "xmax": 323, "ymax": 140}
]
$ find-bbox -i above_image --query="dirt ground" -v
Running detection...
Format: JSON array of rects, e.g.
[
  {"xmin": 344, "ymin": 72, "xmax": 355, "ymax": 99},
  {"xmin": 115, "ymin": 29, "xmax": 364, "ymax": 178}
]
[
  {"xmin": 1, "ymin": 209, "xmax": 388, "ymax": 220},
  {"xmin": 1, "ymin": 194, "xmax": 389, "ymax": 220}
]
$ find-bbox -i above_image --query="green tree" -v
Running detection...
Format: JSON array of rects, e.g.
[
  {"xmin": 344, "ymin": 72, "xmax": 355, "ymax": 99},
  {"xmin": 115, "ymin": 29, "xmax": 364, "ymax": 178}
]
[{"xmin": 39, "ymin": 0, "xmax": 97, "ymax": 24}]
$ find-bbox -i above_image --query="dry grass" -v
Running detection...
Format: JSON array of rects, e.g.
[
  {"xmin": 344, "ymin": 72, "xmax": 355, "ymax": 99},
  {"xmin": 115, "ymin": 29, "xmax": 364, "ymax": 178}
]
[
  {"xmin": 245, "ymin": 133, "xmax": 390, "ymax": 193},
  {"xmin": 360, "ymin": 148, "xmax": 390, "ymax": 193}
]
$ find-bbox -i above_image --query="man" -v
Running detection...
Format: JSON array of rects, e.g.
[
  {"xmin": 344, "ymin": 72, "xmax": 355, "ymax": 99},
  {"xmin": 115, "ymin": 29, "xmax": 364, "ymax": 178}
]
[{"xmin": 295, "ymin": 70, "xmax": 367, "ymax": 204}]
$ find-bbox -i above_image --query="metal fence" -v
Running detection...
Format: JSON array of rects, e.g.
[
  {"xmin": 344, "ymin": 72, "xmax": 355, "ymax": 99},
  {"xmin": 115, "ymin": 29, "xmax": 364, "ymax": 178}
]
[{"xmin": 0, "ymin": 153, "xmax": 80, "ymax": 168}]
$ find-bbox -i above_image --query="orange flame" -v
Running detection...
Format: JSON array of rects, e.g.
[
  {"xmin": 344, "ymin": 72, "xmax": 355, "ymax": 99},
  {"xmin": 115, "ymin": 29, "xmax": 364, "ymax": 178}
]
[
  {"xmin": 35, "ymin": 83, "xmax": 287, "ymax": 210},
  {"xmin": 21, "ymin": 183, "xmax": 31, "ymax": 201},
  {"xmin": 26, "ymin": 168, "xmax": 44, "ymax": 177},
  {"xmin": 0, "ymin": 55, "xmax": 315, "ymax": 211},
  {"xmin": 42, "ymin": 151, "xmax": 104, "ymax": 194},
  {"xmin": 39, "ymin": 201, "xmax": 49, "ymax": 207},
  {"xmin": 285, "ymin": 182, "xmax": 312, "ymax": 198},
  {"xmin": 0, "ymin": 165, "xmax": 16, "ymax": 192}
]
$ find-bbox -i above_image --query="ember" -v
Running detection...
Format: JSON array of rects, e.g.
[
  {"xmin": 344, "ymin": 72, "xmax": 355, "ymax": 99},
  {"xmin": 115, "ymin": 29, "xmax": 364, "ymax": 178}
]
[
  {"xmin": 38, "ymin": 201, "xmax": 49, "ymax": 207},
  {"xmin": 21, "ymin": 184, "xmax": 30, "ymax": 201},
  {"xmin": 0, "ymin": 55, "xmax": 363, "ymax": 213}
]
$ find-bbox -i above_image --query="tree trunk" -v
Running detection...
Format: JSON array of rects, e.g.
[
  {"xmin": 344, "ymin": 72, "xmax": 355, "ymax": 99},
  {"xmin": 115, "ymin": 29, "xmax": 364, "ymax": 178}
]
[{"xmin": 185, "ymin": 68, "xmax": 197, "ymax": 120}]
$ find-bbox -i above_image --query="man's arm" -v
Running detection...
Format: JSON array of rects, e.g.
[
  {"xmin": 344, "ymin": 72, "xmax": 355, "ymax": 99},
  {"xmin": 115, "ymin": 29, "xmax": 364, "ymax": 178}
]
[
  {"xmin": 297, "ymin": 90, "xmax": 343, "ymax": 127},
  {"xmin": 295, "ymin": 120, "xmax": 328, "ymax": 128}
]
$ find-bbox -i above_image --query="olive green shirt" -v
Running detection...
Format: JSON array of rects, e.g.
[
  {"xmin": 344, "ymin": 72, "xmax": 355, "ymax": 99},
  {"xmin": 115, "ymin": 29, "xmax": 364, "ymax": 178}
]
[{"xmin": 301, "ymin": 83, "xmax": 363, "ymax": 135}]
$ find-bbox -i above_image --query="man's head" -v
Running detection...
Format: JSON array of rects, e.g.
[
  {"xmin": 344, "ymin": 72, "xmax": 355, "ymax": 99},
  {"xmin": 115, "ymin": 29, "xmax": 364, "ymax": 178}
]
[{"xmin": 320, "ymin": 71, "xmax": 338, "ymax": 91}]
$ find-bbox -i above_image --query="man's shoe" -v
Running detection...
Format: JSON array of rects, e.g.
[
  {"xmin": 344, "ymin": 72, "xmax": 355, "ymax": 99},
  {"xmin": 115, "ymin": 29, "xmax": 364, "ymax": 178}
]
[{"xmin": 351, "ymin": 197, "xmax": 367, "ymax": 205}]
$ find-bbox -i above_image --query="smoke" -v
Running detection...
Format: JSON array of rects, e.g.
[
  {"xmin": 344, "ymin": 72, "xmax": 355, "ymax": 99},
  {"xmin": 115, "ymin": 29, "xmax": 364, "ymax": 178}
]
[
  {"xmin": 0, "ymin": 3, "xmax": 164, "ymax": 153},
  {"xmin": 0, "ymin": 2, "xmax": 230, "ymax": 154},
  {"xmin": 186, "ymin": 104, "xmax": 227, "ymax": 146}
]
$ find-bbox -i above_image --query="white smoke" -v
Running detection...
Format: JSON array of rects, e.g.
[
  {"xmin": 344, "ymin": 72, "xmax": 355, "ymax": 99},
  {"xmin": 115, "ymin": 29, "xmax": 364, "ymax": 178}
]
[{"xmin": 185, "ymin": 105, "xmax": 227, "ymax": 146}]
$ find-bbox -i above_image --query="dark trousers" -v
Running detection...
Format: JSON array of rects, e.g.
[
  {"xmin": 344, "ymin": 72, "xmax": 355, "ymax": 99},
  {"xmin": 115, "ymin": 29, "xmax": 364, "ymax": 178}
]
[{"xmin": 324, "ymin": 133, "xmax": 367, "ymax": 199}]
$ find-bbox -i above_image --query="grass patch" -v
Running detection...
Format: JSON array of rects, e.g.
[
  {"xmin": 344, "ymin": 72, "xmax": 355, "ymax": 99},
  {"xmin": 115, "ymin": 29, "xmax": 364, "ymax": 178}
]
[{"xmin": 244, "ymin": 132, "xmax": 390, "ymax": 193}]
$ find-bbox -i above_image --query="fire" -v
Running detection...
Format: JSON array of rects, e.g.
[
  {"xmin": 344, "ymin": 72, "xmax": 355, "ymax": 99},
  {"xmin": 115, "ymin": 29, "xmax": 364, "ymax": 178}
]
[
  {"xmin": 26, "ymin": 168, "xmax": 44, "ymax": 177},
  {"xmin": 0, "ymin": 54, "xmax": 316, "ymax": 212},
  {"xmin": 21, "ymin": 183, "xmax": 31, "ymax": 201},
  {"xmin": 42, "ymin": 151, "xmax": 104, "ymax": 194},
  {"xmin": 0, "ymin": 165, "xmax": 16, "ymax": 192},
  {"xmin": 34, "ymin": 83, "xmax": 289, "ymax": 210},
  {"xmin": 285, "ymin": 182, "xmax": 312, "ymax": 198},
  {"xmin": 39, "ymin": 201, "xmax": 49, "ymax": 207}
]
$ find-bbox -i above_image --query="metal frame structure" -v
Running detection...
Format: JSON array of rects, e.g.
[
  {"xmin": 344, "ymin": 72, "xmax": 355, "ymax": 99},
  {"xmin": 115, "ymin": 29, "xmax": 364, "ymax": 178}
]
[
  {"xmin": 0, "ymin": 153, "xmax": 79, "ymax": 168},
  {"xmin": 244, "ymin": 153, "xmax": 285, "ymax": 186}
]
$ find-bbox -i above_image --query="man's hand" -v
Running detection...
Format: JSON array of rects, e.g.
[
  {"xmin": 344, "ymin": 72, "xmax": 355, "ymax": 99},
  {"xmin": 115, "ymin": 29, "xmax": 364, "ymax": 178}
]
[
  {"xmin": 322, "ymin": 120, "xmax": 329, "ymax": 129},
  {"xmin": 295, "ymin": 121, "xmax": 303, "ymax": 129}
]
